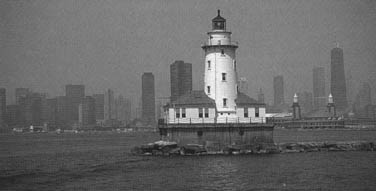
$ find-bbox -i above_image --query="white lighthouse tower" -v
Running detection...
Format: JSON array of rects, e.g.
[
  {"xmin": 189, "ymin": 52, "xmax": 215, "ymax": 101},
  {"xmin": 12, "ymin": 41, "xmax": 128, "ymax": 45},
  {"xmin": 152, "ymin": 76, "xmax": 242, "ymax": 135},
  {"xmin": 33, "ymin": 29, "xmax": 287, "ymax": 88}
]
[{"xmin": 202, "ymin": 10, "xmax": 239, "ymax": 120}]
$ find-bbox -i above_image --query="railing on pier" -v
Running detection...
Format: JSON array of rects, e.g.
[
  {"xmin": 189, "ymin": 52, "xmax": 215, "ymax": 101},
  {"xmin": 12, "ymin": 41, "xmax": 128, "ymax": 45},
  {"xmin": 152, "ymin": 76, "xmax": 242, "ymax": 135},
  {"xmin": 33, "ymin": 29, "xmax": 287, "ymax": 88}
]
[{"xmin": 163, "ymin": 117, "xmax": 266, "ymax": 125}]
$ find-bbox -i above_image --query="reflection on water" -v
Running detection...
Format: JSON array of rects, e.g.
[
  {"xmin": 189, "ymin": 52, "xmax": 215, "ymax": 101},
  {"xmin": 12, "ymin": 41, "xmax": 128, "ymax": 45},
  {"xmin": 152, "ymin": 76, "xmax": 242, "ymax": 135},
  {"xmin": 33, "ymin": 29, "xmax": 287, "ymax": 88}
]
[{"xmin": 1, "ymin": 130, "xmax": 376, "ymax": 190}]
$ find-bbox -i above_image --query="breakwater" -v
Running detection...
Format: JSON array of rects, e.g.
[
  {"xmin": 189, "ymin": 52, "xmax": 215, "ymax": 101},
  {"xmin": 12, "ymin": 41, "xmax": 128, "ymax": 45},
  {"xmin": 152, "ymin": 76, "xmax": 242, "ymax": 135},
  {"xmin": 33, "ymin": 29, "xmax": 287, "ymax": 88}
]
[{"xmin": 131, "ymin": 140, "xmax": 375, "ymax": 156}]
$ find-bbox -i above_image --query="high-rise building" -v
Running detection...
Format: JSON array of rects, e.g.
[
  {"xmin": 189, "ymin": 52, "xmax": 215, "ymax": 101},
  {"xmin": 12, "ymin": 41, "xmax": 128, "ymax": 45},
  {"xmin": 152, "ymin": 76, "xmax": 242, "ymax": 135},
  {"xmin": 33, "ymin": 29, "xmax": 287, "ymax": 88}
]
[
  {"xmin": 313, "ymin": 67, "xmax": 326, "ymax": 110},
  {"xmin": 273, "ymin": 75, "xmax": 284, "ymax": 106},
  {"xmin": 93, "ymin": 94, "xmax": 104, "ymax": 121},
  {"xmin": 19, "ymin": 93, "xmax": 43, "ymax": 126},
  {"xmin": 65, "ymin": 84, "xmax": 85, "ymax": 122},
  {"xmin": 44, "ymin": 98, "xmax": 58, "ymax": 127},
  {"xmin": 298, "ymin": 91, "xmax": 313, "ymax": 114},
  {"xmin": 170, "ymin": 60, "xmax": 192, "ymax": 102},
  {"xmin": 56, "ymin": 96, "xmax": 69, "ymax": 127},
  {"xmin": 330, "ymin": 45, "xmax": 348, "ymax": 111},
  {"xmin": 15, "ymin": 88, "xmax": 29, "ymax": 105},
  {"xmin": 78, "ymin": 96, "xmax": 96, "ymax": 126},
  {"xmin": 115, "ymin": 95, "xmax": 131, "ymax": 125},
  {"xmin": 353, "ymin": 82, "xmax": 372, "ymax": 118},
  {"xmin": 6, "ymin": 105, "xmax": 19, "ymax": 127},
  {"xmin": 142, "ymin": 72, "xmax": 155, "ymax": 126},
  {"xmin": 104, "ymin": 89, "xmax": 115, "ymax": 121},
  {"xmin": 0, "ymin": 88, "xmax": 6, "ymax": 126}
]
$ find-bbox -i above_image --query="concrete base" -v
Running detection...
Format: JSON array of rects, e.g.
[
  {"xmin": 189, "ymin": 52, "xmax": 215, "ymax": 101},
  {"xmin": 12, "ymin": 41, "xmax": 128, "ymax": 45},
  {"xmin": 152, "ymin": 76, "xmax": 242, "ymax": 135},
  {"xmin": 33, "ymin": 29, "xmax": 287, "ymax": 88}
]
[{"xmin": 158, "ymin": 123, "xmax": 274, "ymax": 152}]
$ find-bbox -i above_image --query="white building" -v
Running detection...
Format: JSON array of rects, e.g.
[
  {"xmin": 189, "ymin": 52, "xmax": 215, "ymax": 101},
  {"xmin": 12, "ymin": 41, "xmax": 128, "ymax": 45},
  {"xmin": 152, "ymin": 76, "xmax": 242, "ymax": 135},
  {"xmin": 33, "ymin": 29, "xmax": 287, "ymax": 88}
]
[{"xmin": 164, "ymin": 10, "xmax": 266, "ymax": 124}]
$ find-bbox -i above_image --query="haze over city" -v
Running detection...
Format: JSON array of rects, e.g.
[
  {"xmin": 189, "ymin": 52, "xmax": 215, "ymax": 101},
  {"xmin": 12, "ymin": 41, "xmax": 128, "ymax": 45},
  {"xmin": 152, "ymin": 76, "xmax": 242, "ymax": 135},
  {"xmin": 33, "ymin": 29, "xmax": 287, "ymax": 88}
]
[{"xmin": 1, "ymin": 0, "xmax": 376, "ymax": 107}]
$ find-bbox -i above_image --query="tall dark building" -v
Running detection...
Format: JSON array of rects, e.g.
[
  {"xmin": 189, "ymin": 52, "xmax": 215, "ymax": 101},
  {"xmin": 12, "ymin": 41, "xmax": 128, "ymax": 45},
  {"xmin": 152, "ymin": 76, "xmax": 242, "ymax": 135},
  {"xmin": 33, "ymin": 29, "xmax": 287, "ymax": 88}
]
[
  {"xmin": 330, "ymin": 46, "xmax": 348, "ymax": 111},
  {"xmin": 353, "ymin": 82, "xmax": 372, "ymax": 118},
  {"xmin": 19, "ymin": 93, "xmax": 43, "ymax": 126},
  {"xmin": 298, "ymin": 91, "xmax": 313, "ymax": 114},
  {"xmin": 6, "ymin": 105, "xmax": 19, "ymax": 127},
  {"xmin": 79, "ymin": 96, "xmax": 96, "ymax": 126},
  {"xmin": 313, "ymin": 67, "xmax": 326, "ymax": 110},
  {"xmin": 15, "ymin": 88, "xmax": 29, "ymax": 105},
  {"xmin": 56, "ymin": 96, "xmax": 69, "ymax": 127},
  {"xmin": 104, "ymin": 89, "xmax": 115, "ymax": 121},
  {"xmin": 170, "ymin": 60, "xmax": 192, "ymax": 102},
  {"xmin": 273, "ymin": 75, "xmax": 284, "ymax": 106},
  {"xmin": 44, "ymin": 98, "xmax": 58, "ymax": 127},
  {"xmin": 65, "ymin": 84, "xmax": 85, "ymax": 123},
  {"xmin": 93, "ymin": 94, "xmax": 104, "ymax": 121},
  {"xmin": 0, "ymin": 88, "xmax": 6, "ymax": 126},
  {"xmin": 142, "ymin": 72, "xmax": 155, "ymax": 126}
]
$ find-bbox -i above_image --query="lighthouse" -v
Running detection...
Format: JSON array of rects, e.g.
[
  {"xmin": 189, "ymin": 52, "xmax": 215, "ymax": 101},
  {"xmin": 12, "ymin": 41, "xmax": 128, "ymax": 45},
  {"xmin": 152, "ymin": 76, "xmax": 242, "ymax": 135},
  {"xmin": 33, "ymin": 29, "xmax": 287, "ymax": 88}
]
[{"xmin": 202, "ymin": 10, "xmax": 239, "ymax": 120}]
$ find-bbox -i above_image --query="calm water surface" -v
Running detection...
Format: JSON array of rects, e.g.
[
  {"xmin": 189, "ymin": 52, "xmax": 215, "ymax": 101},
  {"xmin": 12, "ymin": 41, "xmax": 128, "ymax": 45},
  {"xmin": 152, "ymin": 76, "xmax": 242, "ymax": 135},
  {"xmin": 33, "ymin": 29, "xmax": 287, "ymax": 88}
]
[{"xmin": 1, "ymin": 130, "xmax": 376, "ymax": 190}]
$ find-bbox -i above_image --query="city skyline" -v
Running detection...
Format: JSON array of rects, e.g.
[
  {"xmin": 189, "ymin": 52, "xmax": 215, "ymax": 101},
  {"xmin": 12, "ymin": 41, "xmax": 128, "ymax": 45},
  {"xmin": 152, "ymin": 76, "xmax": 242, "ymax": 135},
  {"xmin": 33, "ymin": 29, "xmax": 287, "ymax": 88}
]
[{"xmin": 1, "ymin": 0, "xmax": 376, "ymax": 107}]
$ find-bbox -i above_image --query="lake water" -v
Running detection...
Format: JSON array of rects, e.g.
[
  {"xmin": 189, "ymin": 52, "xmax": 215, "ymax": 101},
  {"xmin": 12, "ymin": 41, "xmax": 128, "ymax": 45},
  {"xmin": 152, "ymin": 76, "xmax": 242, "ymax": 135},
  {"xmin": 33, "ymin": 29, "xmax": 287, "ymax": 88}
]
[{"xmin": 1, "ymin": 129, "xmax": 376, "ymax": 190}]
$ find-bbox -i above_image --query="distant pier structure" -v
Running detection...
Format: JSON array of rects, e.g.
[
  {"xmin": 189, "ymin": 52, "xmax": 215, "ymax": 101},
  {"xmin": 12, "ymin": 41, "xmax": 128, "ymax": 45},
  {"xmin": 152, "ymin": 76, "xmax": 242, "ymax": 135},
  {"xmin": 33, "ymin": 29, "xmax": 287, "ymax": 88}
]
[{"xmin": 159, "ymin": 10, "xmax": 274, "ymax": 151}]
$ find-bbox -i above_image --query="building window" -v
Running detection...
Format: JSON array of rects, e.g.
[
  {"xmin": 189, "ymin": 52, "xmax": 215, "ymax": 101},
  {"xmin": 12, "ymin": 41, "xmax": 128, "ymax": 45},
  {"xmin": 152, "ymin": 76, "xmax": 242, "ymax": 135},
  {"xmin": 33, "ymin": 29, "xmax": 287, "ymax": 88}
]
[
  {"xmin": 255, "ymin": 107, "xmax": 259, "ymax": 117},
  {"xmin": 233, "ymin": 60, "xmax": 236, "ymax": 70},
  {"xmin": 221, "ymin": 49, "xmax": 224, "ymax": 56},
  {"xmin": 199, "ymin": 108, "xmax": 203, "ymax": 118},
  {"xmin": 223, "ymin": 98, "xmax": 227, "ymax": 107},
  {"xmin": 244, "ymin": 108, "xmax": 248, "ymax": 118},
  {"xmin": 207, "ymin": 60, "xmax": 211, "ymax": 69},
  {"xmin": 182, "ymin": 108, "xmax": 186, "ymax": 118},
  {"xmin": 207, "ymin": 86, "xmax": 210, "ymax": 94},
  {"xmin": 222, "ymin": 73, "xmax": 226, "ymax": 81},
  {"xmin": 175, "ymin": 108, "xmax": 180, "ymax": 118},
  {"xmin": 218, "ymin": 40, "xmax": 221, "ymax": 45},
  {"xmin": 205, "ymin": 108, "xmax": 209, "ymax": 118}
]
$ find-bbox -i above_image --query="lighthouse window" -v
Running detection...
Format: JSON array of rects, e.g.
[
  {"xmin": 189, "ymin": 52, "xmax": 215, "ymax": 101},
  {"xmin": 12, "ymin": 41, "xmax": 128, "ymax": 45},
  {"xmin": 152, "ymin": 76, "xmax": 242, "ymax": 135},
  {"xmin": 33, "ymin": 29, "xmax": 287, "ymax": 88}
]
[
  {"xmin": 223, "ymin": 98, "xmax": 227, "ymax": 107},
  {"xmin": 221, "ymin": 49, "xmax": 225, "ymax": 56},
  {"xmin": 244, "ymin": 108, "xmax": 248, "ymax": 118},
  {"xmin": 205, "ymin": 108, "xmax": 209, "ymax": 118},
  {"xmin": 207, "ymin": 60, "xmax": 211, "ymax": 69},
  {"xmin": 255, "ymin": 107, "xmax": 259, "ymax": 117},
  {"xmin": 233, "ymin": 60, "xmax": 236, "ymax": 70},
  {"xmin": 207, "ymin": 86, "xmax": 211, "ymax": 94},
  {"xmin": 222, "ymin": 73, "xmax": 226, "ymax": 81},
  {"xmin": 199, "ymin": 108, "xmax": 203, "ymax": 118},
  {"xmin": 182, "ymin": 108, "xmax": 186, "ymax": 118}
]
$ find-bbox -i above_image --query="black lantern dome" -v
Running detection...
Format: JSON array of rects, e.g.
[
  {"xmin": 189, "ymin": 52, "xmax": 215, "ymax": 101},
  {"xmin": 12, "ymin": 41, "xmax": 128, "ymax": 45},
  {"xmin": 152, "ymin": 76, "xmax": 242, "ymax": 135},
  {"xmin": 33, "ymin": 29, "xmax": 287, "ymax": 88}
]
[{"xmin": 212, "ymin": 10, "xmax": 226, "ymax": 31}]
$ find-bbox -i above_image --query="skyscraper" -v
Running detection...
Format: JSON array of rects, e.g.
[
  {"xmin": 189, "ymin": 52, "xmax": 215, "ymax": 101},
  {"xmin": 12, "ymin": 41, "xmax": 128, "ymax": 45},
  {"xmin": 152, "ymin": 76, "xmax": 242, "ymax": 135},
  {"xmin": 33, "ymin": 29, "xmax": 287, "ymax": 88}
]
[
  {"xmin": 15, "ymin": 88, "xmax": 29, "ymax": 105},
  {"xmin": 19, "ymin": 93, "xmax": 43, "ymax": 126},
  {"xmin": 313, "ymin": 67, "xmax": 326, "ymax": 110},
  {"xmin": 0, "ymin": 88, "xmax": 6, "ymax": 126},
  {"xmin": 298, "ymin": 91, "xmax": 313, "ymax": 114},
  {"xmin": 142, "ymin": 72, "xmax": 155, "ymax": 126},
  {"xmin": 330, "ymin": 45, "xmax": 348, "ymax": 111},
  {"xmin": 56, "ymin": 96, "xmax": 69, "ymax": 127},
  {"xmin": 353, "ymin": 82, "xmax": 372, "ymax": 117},
  {"xmin": 65, "ymin": 84, "xmax": 85, "ymax": 122},
  {"xmin": 93, "ymin": 94, "xmax": 104, "ymax": 121},
  {"xmin": 170, "ymin": 60, "xmax": 192, "ymax": 102},
  {"xmin": 104, "ymin": 89, "xmax": 115, "ymax": 121},
  {"xmin": 78, "ymin": 96, "xmax": 96, "ymax": 126},
  {"xmin": 273, "ymin": 75, "xmax": 284, "ymax": 106}
]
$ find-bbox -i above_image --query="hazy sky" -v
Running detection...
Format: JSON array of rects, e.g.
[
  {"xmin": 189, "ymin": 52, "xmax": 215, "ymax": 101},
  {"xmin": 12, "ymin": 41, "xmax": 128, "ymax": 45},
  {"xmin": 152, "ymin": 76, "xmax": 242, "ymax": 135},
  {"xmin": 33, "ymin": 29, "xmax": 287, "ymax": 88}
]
[{"xmin": 1, "ymin": 0, "xmax": 376, "ymax": 106}]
